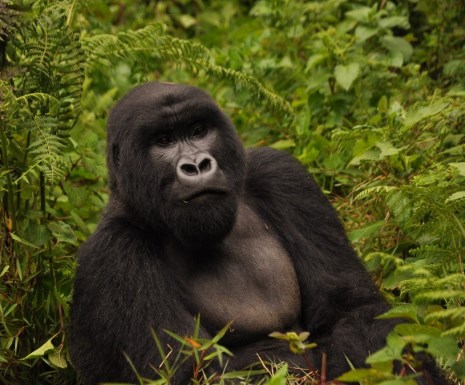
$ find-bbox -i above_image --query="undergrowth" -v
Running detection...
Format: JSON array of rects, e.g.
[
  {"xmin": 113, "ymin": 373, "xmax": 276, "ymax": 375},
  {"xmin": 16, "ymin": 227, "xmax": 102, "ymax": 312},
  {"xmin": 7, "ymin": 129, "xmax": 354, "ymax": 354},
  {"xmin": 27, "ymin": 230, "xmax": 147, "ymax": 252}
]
[{"xmin": 1, "ymin": 0, "xmax": 464, "ymax": 384}]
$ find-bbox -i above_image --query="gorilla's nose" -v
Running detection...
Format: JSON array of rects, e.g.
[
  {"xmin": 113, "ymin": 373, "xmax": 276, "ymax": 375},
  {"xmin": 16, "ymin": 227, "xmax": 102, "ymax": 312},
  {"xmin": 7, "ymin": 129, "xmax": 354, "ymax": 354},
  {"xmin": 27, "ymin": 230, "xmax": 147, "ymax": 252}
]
[{"xmin": 176, "ymin": 153, "xmax": 218, "ymax": 185}]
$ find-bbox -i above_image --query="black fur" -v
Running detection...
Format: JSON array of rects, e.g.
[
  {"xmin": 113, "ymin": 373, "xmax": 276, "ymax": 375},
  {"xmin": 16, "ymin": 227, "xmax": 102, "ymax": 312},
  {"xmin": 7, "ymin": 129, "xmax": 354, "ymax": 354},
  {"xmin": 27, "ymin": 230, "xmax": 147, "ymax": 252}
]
[{"xmin": 69, "ymin": 82, "xmax": 447, "ymax": 385}]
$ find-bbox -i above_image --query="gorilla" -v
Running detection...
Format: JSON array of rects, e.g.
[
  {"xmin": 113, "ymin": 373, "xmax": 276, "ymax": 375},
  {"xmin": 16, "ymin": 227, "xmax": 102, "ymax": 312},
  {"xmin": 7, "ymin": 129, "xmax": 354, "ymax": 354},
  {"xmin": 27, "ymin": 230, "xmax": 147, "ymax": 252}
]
[{"xmin": 69, "ymin": 82, "xmax": 447, "ymax": 385}]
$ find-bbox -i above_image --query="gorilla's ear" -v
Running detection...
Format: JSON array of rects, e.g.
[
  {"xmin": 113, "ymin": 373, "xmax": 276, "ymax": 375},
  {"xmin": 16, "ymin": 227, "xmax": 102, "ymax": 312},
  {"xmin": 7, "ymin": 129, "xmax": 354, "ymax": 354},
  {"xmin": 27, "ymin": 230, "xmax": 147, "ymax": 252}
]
[{"xmin": 112, "ymin": 144, "xmax": 120, "ymax": 167}]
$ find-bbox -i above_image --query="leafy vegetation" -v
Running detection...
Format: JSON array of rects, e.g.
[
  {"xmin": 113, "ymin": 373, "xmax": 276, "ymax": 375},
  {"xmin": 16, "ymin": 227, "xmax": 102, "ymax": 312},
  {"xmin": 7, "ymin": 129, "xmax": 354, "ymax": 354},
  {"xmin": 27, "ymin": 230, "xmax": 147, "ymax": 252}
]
[{"xmin": 0, "ymin": 0, "xmax": 464, "ymax": 384}]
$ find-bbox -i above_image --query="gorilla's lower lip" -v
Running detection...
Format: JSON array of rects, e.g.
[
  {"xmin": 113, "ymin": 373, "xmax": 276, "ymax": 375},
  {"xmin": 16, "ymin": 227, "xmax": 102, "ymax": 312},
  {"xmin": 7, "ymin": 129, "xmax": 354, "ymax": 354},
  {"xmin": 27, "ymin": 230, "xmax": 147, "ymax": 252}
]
[{"xmin": 183, "ymin": 189, "xmax": 227, "ymax": 202}]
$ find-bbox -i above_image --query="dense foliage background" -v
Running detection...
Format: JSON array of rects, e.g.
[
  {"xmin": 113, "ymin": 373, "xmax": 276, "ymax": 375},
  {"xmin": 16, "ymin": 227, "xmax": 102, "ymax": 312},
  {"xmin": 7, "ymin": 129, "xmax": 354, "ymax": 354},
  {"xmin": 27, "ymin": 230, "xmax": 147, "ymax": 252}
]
[{"xmin": 1, "ymin": 0, "xmax": 464, "ymax": 384}]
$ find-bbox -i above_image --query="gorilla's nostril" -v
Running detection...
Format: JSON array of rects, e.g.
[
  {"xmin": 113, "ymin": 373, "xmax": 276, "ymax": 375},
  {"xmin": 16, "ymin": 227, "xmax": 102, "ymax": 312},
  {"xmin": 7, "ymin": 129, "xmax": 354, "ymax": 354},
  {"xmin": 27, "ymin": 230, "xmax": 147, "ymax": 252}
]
[
  {"xmin": 198, "ymin": 158, "xmax": 212, "ymax": 173},
  {"xmin": 180, "ymin": 163, "xmax": 198, "ymax": 176}
]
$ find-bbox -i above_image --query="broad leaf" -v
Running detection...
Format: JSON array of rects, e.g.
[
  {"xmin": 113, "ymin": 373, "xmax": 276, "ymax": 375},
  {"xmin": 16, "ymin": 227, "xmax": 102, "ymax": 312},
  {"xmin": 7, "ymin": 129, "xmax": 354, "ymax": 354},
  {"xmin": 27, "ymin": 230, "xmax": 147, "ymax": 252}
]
[
  {"xmin": 449, "ymin": 162, "xmax": 465, "ymax": 176},
  {"xmin": 404, "ymin": 101, "xmax": 449, "ymax": 128},
  {"xmin": 48, "ymin": 349, "xmax": 68, "ymax": 368},
  {"xmin": 382, "ymin": 36, "xmax": 413, "ymax": 62},
  {"xmin": 335, "ymin": 63, "xmax": 360, "ymax": 91},
  {"xmin": 22, "ymin": 338, "xmax": 55, "ymax": 360}
]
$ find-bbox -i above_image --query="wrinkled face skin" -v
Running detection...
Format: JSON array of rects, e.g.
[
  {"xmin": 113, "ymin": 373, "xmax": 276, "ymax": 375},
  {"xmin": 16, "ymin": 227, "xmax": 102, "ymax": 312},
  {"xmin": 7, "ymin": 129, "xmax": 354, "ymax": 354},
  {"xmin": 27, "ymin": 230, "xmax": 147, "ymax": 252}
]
[
  {"xmin": 106, "ymin": 82, "xmax": 246, "ymax": 245},
  {"xmin": 151, "ymin": 124, "xmax": 228, "ymax": 202}
]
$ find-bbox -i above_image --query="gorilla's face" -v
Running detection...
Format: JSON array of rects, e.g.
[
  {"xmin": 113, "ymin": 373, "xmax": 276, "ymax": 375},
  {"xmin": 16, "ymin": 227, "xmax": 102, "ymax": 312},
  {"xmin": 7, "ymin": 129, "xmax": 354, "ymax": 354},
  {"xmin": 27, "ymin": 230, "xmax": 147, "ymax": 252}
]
[
  {"xmin": 106, "ymin": 83, "xmax": 246, "ymax": 244},
  {"xmin": 150, "ymin": 119, "xmax": 243, "ymax": 244}
]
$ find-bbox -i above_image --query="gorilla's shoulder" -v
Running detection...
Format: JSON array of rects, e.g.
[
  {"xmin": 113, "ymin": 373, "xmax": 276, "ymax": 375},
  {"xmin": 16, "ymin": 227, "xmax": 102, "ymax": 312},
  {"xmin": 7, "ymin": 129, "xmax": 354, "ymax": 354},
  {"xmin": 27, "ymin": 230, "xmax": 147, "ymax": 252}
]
[
  {"xmin": 245, "ymin": 147, "xmax": 317, "ymax": 194},
  {"xmin": 79, "ymin": 202, "xmax": 157, "ymax": 258},
  {"xmin": 246, "ymin": 146, "xmax": 306, "ymax": 173}
]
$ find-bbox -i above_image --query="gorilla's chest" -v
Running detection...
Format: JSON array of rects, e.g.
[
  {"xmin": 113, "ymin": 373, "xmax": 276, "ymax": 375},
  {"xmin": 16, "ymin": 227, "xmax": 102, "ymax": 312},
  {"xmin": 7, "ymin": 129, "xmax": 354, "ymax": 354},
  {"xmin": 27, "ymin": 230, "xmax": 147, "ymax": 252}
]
[{"xmin": 167, "ymin": 204, "xmax": 301, "ymax": 341}]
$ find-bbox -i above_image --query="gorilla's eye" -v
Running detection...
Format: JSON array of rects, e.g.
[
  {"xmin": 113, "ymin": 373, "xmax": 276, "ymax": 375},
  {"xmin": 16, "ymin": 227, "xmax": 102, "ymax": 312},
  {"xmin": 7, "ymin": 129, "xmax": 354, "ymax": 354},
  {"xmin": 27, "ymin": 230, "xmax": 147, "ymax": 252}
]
[
  {"xmin": 191, "ymin": 125, "xmax": 209, "ymax": 139},
  {"xmin": 154, "ymin": 135, "xmax": 175, "ymax": 147}
]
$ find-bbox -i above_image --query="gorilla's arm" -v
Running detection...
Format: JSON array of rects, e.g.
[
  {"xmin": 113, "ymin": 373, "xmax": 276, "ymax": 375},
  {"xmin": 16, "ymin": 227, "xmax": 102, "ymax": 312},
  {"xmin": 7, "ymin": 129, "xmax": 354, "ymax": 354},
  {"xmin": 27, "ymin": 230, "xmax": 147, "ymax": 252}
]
[
  {"xmin": 245, "ymin": 147, "xmax": 396, "ymax": 376},
  {"xmin": 70, "ymin": 213, "xmax": 205, "ymax": 385}
]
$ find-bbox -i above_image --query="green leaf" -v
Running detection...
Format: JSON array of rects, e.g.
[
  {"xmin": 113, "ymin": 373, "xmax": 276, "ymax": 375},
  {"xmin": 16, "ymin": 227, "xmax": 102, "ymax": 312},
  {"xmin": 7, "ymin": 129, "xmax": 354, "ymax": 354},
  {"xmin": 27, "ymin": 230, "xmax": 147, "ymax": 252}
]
[
  {"xmin": 250, "ymin": 1, "xmax": 272, "ymax": 17},
  {"xmin": 387, "ymin": 50, "xmax": 405, "ymax": 68},
  {"xmin": 349, "ymin": 148, "xmax": 380, "ymax": 166},
  {"xmin": 178, "ymin": 15, "xmax": 196, "ymax": 29},
  {"xmin": 10, "ymin": 233, "xmax": 40, "ymax": 249},
  {"xmin": 211, "ymin": 322, "xmax": 232, "ymax": 344},
  {"xmin": 305, "ymin": 53, "xmax": 327, "ymax": 71},
  {"xmin": 377, "ymin": 305, "xmax": 418, "ymax": 322},
  {"xmin": 48, "ymin": 349, "xmax": 68, "ymax": 368},
  {"xmin": 48, "ymin": 221, "xmax": 78, "ymax": 245},
  {"xmin": 22, "ymin": 338, "xmax": 55, "ymax": 360},
  {"xmin": 348, "ymin": 221, "xmax": 384, "ymax": 242},
  {"xmin": 382, "ymin": 36, "xmax": 413, "ymax": 62},
  {"xmin": 3, "ymin": 304, "xmax": 17, "ymax": 317},
  {"xmin": 449, "ymin": 162, "xmax": 465, "ymax": 176},
  {"xmin": 334, "ymin": 63, "xmax": 360, "ymax": 91},
  {"xmin": 345, "ymin": 6, "xmax": 372, "ymax": 22},
  {"xmin": 378, "ymin": 16, "xmax": 409, "ymax": 30},
  {"xmin": 395, "ymin": 324, "xmax": 441, "ymax": 339},
  {"xmin": 270, "ymin": 139, "xmax": 295, "ymax": 150},
  {"xmin": 266, "ymin": 364, "xmax": 288, "ymax": 385},
  {"xmin": 446, "ymin": 191, "xmax": 465, "ymax": 203},
  {"xmin": 23, "ymin": 222, "xmax": 52, "ymax": 247},
  {"xmin": 70, "ymin": 211, "xmax": 91, "ymax": 236},
  {"xmin": 355, "ymin": 25, "xmax": 378, "ymax": 42},
  {"xmin": 269, "ymin": 331, "xmax": 289, "ymax": 340},
  {"xmin": 338, "ymin": 368, "xmax": 382, "ymax": 382},
  {"xmin": 367, "ymin": 345, "xmax": 400, "ymax": 364},
  {"xmin": 376, "ymin": 141, "xmax": 407, "ymax": 157},
  {"xmin": 404, "ymin": 101, "xmax": 449, "ymax": 128},
  {"xmin": 0, "ymin": 265, "xmax": 9, "ymax": 277},
  {"xmin": 428, "ymin": 336, "xmax": 460, "ymax": 363}
]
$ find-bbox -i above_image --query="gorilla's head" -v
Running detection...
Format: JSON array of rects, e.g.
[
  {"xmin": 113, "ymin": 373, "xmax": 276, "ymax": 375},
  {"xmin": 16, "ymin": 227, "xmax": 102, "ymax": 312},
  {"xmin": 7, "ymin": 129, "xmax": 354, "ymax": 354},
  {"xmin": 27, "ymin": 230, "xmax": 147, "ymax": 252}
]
[{"xmin": 106, "ymin": 82, "xmax": 246, "ymax": 244}]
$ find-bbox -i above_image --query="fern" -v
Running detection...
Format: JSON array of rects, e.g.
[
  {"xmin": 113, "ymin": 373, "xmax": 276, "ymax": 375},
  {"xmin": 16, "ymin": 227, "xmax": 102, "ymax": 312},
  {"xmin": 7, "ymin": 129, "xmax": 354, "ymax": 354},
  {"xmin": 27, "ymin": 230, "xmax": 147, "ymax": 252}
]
[
  {"xmin": 409, "ymin": 244, "xmax": 454, "ymax": 262},
  {"xmin": 414, "ymin": 290, "xmax": 465, "ymax": 303},
  {"xmin": 425, "ymin": 307, "xmax": 465, "ymax": 323},
  {"xmin": 385, "ymin": 189, "xmax": 413, "ymax": 226},
  {"xmin": 354, "ymin": 185, "xmax": 397, "ymax": 201},
  {"xmin": 27, "ymin": 117, "xmax": 68, "ymax": 183},
  {"xmin": 82, "ymin": 24, "xmax": 292, "ymax": 114},
  {"xmin": 394, "ymin": 273, "xmax": 465, "ymax": 340},
  {"xmin": 442, "ymin": 323, "xmax": 465, "ymax": 338},
  {"xmin": 9, "ymin": 4, "xmax": 84, "ymax": 184}
]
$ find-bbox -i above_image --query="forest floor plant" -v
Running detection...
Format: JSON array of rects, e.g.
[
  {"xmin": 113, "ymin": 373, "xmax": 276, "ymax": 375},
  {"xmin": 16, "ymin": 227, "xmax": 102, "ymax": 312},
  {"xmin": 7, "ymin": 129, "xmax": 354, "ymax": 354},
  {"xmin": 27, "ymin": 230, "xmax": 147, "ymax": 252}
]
[{"xmin": 1, "ymin": 0, "xmax": 464, "ymax": 384}]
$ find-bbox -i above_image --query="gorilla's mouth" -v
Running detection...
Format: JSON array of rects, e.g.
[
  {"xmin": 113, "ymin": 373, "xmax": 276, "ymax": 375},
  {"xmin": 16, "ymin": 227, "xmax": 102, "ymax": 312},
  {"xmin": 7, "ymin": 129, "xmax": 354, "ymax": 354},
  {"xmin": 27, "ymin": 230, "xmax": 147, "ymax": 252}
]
[{"xmin": 183, "ymin": 188, "xmax": 228, "ymax": 202}]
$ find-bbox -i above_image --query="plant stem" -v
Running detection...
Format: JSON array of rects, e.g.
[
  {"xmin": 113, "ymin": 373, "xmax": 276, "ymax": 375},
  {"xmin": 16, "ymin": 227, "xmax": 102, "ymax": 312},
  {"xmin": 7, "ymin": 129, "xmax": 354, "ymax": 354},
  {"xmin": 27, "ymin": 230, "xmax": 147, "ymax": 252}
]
[
  {"xmin": 40, "ymin": 171, "xmax": 46, "ymax": 214},
  {"xmin": 1, "ymin": 120, "xmax": 16, "ymax": 231}
]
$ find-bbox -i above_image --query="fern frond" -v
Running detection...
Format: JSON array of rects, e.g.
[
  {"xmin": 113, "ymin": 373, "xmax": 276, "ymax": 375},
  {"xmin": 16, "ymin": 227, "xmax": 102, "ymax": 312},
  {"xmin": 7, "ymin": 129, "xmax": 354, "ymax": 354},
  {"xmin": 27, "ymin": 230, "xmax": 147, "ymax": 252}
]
[
  {"xmin": 6, "ymin": 4, "xmax": 84, "ymax": 185},
  {"xmin": 386, "ymin": 189, "xmax": 413, "ymax": 225},
  {"xmin": 425, "ymin": 307, "xmax": 465, "ymax": 323},
  {"xmin": 83, "ymin": 24, "xmax": 167, "ymax": 68},
  {"xmin": 414, "ymin": 290, "xmax": 465, "ymax": 303},
  {"xmin": 0, "ymin": 80, "xmax": 16, "ymax": 115},
  {"xmin": 15, "ymin": 93, "xmax": 60, "ymax": 109},
  {"xmin": 355, "ymin": 185, "xmax": 397, "ymax": 200},
  {"xmin": 15, "ymin": 5, "xmax": 84, "ymax": 133},
  {"xmin": 435, "ymin": 274, "xmax": 465, "ymax": 287},
  {"xmin": 399, "ymin": 277, "xmax": 434, "ymax": 294},
  {"xmin": 442, "ymin": 322, "xmax": 465, "ymax": 337},
  {"xmin": 203, "ymin": 62, "xmax": 292, "ymax": 114},
  {"xmin": 82, "ymin": 24, "xmax": 292, "ymax": 114},
  {"xmin": 27, "ymin": 116, "xmax": 68, "ymax": 183},
  {"xmin": 410, "ymin": 244, "xmax": 454, "ymax": 260}
]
